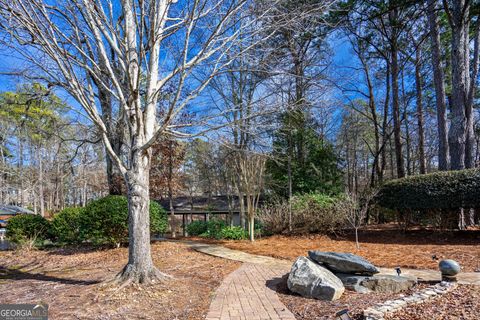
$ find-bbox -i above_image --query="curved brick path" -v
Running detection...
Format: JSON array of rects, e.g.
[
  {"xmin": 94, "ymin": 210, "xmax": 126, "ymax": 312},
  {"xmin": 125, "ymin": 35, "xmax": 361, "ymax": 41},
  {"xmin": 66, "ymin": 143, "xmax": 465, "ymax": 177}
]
[
  {"xmin": 179, "ymin": 240, "xmax": 480, "ymax": 320},
  {"xmin": 205, "ymin": 263, "xmax": 295, "ymax": 320},
  {"xmin": 185, "ymin": 241, "xmax": 480, "ymax": 286}
]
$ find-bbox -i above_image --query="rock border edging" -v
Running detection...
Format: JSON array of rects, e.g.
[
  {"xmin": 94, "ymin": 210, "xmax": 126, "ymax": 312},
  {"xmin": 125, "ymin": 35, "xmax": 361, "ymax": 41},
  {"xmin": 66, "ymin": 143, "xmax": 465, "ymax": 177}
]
[{"xmin": 363, "ymin": 281, "xmax": 457, "ymax": 320}]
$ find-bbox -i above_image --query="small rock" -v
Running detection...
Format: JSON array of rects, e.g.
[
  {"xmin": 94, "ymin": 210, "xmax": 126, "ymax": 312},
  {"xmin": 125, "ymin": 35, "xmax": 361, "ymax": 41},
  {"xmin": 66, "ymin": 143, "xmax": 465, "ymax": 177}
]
[
  {"xmin": 423, "ymin": 290, "xmax": 437, "ymax": 296},
  {"xmin": 439, "ymin": 259, "xmax": 461, "ymax": 276},
  {"xmin": 393, "ymin": 300, "xmax": 407, "ymax": 307},
  {"xmin": 287, "ymin": 257, "xmax": 345, "ymax": 301}
]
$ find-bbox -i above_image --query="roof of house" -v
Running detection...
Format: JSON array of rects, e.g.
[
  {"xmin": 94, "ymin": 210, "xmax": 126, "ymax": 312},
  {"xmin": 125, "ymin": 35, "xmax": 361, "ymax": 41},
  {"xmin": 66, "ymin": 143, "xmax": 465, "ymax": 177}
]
[
  {"xmin": 0, "ymin": 205, "xmax": 35, "ymax": 216},
  {"xmin": 158, "ymin": 195, "xmax": 241, "ymax": 212}
]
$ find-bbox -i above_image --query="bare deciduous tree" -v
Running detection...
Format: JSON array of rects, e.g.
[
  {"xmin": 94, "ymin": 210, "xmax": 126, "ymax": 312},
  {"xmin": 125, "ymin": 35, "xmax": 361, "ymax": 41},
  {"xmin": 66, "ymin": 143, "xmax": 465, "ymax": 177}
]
[
  {"xmin": 236, "ymin": 152, "xmax": 266, "ymax": 242},
  {"xmin": 0, "ymin": 0, "xmax": 273, "ymax": 284},
  {"xmin": 342, "ymin": 189, "xmax": 378, "ymax": 250}
]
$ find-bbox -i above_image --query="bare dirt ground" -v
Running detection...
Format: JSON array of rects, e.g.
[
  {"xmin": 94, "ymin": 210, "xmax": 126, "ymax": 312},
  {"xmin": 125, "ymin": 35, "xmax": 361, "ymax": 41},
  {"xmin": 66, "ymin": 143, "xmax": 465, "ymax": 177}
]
[
  {"xmin": 0, "ymin": 241, "xmax": 240, "ymax": 320},
  {"xmin": 203, "ymin": 225, "xmax": 480, "ymax": 272}
]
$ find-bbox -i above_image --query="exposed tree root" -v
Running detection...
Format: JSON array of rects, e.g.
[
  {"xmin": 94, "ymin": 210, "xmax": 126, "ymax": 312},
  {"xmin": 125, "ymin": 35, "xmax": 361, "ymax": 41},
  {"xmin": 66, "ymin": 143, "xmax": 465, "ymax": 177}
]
[{"xmin": 102, "ymin": 264, "xmax": 172, "ymax": 290}]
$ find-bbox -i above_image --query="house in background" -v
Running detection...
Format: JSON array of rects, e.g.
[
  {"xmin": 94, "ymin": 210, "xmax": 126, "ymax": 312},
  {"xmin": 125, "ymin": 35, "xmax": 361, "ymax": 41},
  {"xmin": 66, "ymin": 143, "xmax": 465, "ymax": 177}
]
[
  {"xmin": 0, "ymin": 205, "xmax": 35, "ymax": 239},
  {"xmin": 158, "ymin": 195, "xmax": 242, "ymax": 226}
]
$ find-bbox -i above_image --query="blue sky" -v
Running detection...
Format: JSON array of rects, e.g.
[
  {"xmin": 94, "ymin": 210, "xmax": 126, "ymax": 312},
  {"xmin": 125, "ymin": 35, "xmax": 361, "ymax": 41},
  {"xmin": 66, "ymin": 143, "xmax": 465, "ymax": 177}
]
[{"xmin": 0, "ymin": 31, "xmax": 359, "ymax": 135}]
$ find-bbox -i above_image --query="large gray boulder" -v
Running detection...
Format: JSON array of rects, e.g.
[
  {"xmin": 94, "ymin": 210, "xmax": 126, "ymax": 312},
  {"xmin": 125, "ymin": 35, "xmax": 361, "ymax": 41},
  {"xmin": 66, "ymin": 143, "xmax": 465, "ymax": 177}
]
[
  {"xmin": 335, "ymin": 273, "xmax": 417, "ymax": 293},
  {"xmin": 336, "ymin": 273, "xmax": 417, "ymax": 293},
  {"xmin": 287, "ymin": 256, "xmax": 345, "ymax": 301},
  {"xmin": 360, "ymin": 274, "xmax": 417, "ymax": 293},
  {"xmin": 308, "ymin": 251, "xmax": 379, "ymax": 275},
  {"xmin": 335, "ymin": 273, "xmax": 371, "ymax": 293}
]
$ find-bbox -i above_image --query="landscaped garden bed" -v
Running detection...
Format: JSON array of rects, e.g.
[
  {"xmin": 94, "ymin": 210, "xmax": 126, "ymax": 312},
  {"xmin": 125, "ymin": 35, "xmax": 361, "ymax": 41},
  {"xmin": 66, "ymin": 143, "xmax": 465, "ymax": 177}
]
[
  {"xmin": 274, "ymin": 273, "xmax": 429, "ymax": 319},
  {"xmin": 0, "ymin": 241, "xmax": 240, "ymax": 319},
  {"xmin": 206, "ymin": 226, "xmax": 480, "ymax": 272},
  {"xmin": 384, "ymin": 284, "xmax": 480, "ymax": 320}
]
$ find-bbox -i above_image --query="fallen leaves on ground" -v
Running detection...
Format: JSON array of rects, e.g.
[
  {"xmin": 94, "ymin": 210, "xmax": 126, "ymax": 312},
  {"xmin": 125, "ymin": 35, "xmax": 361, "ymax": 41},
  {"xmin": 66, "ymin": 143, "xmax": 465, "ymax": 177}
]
[
  {"xmin": 200, "ymin": 225, "xmax": 480, "ymax": 272},
  {"xmin": 0, "ymin": 241, "xmax": 240, "ymax": 319},
  {"xmin": 385, "ymin": 285, "xmax": 480, "ymax": 320}
]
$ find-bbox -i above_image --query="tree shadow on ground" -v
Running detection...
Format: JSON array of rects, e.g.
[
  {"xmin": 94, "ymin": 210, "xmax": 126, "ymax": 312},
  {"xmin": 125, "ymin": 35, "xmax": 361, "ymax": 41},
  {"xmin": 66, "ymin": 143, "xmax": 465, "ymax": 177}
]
[
  {"xmin": 46, "ymin": 245, "xmax": 115, "ymax": 256},
  {"xmin": 0, "ymin": 266, "xmax": 100, "ymax": 285}
]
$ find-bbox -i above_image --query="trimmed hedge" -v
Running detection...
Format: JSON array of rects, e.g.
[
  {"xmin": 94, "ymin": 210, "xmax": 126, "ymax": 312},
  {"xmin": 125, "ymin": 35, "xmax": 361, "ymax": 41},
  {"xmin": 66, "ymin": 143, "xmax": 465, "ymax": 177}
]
[
  {"xmin": 50, "ymin": 207, "xmax": 83, "ymax": 244},
  {"xmin": 377, "ymin": 169, "xmax": 480, "ymax": 210},
  {"xmin": 186, "ymin": 220, "xmax": 208, "ymax": 236},
  {"xmin": 80, "ymin": 195, "xmax": 168, "ymax": 246},
  {"xmin": 6, "ymin": 214, "xmax": 50, "ymax": 243}
]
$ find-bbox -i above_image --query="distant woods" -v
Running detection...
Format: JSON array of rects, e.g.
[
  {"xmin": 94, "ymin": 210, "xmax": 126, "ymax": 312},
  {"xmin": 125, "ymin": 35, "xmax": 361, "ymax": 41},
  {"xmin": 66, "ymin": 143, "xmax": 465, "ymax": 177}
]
[
  {"xmin": 1, "ymin": 0, "xmax": 480, "ymax": 213},
  {"xmin": 338, "ymin": 0, "xmax": 480, "ymax": 192}
]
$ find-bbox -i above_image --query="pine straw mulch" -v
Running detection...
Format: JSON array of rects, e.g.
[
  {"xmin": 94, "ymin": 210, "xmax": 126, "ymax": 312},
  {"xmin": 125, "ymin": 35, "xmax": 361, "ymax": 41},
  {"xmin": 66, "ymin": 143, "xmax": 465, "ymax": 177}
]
[
  {"xmin": 385, "ymin": 284, "xmax": 480, "ymax": 320},
  {"xmin": 201, "ymin": 225, "xmax": 480, "ymax": 272},
  {"xmin": 271, "ymin": 272, "xmax": 429, "ymax": 320},
  {"xmin": 0, "ymin": 241, "xmax": 240, "ymax": 320}
]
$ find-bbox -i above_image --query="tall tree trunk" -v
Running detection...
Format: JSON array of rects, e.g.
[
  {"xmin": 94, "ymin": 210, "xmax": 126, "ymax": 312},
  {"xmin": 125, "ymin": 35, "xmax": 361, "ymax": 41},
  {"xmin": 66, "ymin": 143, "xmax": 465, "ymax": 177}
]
[
  {"xmin": 446, "ymin": 0, "xmax": 469, "ymax": 170},
  {"xmin": 119, "ymin": 150, "xmax": 164, "ymax": 283},
  {"xmin": 380, "ymin": 60, "xmax": 390, "ymax": 182},
  {"xmin": 287, "ymin": 145, "xmax": 293, "ymax": 232},
  {"xmin": 38, "ymin": 148, "xmax": 45, "ymax": 217},
  {"xmin": 415, "ymin": 46, "xmax": 427, "ymax": 174},
  {"xmin": 466, "ymin": 20, "xmax": 480, "ymax": 169},
  {"xmin": 401, "ymin": 69, "xmax": 412, "ymax": 176},
  {"xmin": 428, "ymin": 0, "xmax": 449, "ymax": 171},
  {"xmin": 359, "ymin": 51, "xmax": 380, "ymax": 186},
  {"xmin": 98, "ymin": 78, "xmax": 124, "ymax": 196},
  {"xmin": 390, "ymin": 33, "xmax": 405, "ymax": 177}
]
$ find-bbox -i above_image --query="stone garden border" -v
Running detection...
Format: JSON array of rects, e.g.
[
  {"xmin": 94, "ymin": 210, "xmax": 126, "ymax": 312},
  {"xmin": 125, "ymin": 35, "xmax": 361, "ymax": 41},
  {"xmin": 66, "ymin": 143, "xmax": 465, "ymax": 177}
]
[{"xmin": 363, "ymin": 281, "xmax": 457, "ymax": 320}]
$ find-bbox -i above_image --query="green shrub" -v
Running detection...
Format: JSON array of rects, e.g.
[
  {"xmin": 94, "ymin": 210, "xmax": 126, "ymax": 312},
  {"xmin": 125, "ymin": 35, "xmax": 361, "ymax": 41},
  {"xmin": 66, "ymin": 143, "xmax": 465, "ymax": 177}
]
[
  {"xmin": 186, "ymin": 220, "xmax": 208, "ymax": 236},
  {"xmin": 6, "ymin": 214, "xmax": 50, "ymax": 243},
  {"xmin": 80, "ymin": 195, "xmax": 168, "ymax": 246},
  {"xmin": 202, "ymin": 219, "xmax": 227, "ymax": 239},
  {"xmin": 377, "ymin": 169, "xmax": 480, "ymax": 210},
  {"xmin": 149, "ymin": 200, "xmax": 169, "ymax": 234},
  {"xmin": 188, "ymin": 219, "xmax": 242, "ymax": 239},
  {"xmin": 292, "ymin": 193, "xmax": 337, "ymax": 211},
  {"xmin": 50, "ymin": 207, "xmax": 83, "ymax": 244},
  {"xmin": 219, "ymin": 226, "xmax": 248, "ymax": 240}
]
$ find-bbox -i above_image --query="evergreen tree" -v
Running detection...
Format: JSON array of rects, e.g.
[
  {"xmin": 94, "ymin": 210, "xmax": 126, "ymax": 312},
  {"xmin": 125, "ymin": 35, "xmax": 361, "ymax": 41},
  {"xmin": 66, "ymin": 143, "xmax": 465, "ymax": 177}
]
[{"xmin": 266, "ymin": 110, "xmax": 343, "ymax": 197}]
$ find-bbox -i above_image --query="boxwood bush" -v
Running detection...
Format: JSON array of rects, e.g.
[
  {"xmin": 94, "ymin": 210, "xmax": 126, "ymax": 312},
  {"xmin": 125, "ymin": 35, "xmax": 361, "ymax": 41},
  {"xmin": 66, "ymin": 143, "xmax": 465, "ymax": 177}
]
[
  {"xmin": 6, "ymin": 214, "xmax": 50, "ymax": 243},
  {"xmin": 186, "ymin": 220, "xmax": 208, "ymax": 236},
  {"xmin": 80, "ymin": 195, "xmax": 168, "ymax": 246},
  {"xmin": 377, "ymin": 169, "xmax": 480, "ymax": 210},
  {"xmin": 50, "ymin": 207, "xmax": 84, "ymax": 244},
  {"xmin": 198, "ymin": 219, "xmax": 227, "ymax": 239}
]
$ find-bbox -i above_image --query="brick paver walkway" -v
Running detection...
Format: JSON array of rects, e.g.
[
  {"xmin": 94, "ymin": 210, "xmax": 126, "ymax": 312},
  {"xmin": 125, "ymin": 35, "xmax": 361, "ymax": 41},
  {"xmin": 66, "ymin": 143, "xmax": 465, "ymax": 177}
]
[
  {"xmin": 185, "ymin": 241, "xmax": 480, "ymax": 286},
  {"xmin": 205, "ymin": 263, "xmax": 296, "ymax": 320},
  {"xmin": 180, "ymin": 240, "xmax": 480, "ymax": 320}
]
